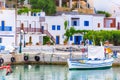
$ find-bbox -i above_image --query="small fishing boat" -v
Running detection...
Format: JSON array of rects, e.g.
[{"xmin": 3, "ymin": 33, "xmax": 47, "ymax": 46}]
[{"xmin": 67, "ymin": 46, "xmax": 115, "ymax": 70}]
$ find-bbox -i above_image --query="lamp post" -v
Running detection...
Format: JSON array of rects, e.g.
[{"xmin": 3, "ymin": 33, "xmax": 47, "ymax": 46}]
[
  {"xmin": 23, "ymin": 31, "xmax": 26, "ymax": 47},
  {"xmin": 19, "ymin": 30, "xmax": 23, "ymax": 53}
]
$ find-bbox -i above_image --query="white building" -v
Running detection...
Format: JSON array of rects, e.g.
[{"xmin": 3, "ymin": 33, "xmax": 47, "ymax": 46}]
[
  {"xmin": 0, "ymin": 9, "xmax": 119, "ymax": 47},
  {"xmin": 16, "ymin": 12, "xmax": 46, "ymax": 46},
  {"xmin": 0, "ymin": 10, "xmax": 15, "ymax": 46},
  {"xmin": 45, "ymin": 13, "xmax": 117, "ymax": 45}
]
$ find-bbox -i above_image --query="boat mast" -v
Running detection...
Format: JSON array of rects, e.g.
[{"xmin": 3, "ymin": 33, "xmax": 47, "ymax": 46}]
[{"xmin": 70, "ymin": 46, "xmax": 72, "ymax": 60}]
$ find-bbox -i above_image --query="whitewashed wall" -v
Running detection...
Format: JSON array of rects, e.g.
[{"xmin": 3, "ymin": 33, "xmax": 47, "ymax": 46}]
[
  {"xmin": 17, "ymin": 16, "xmax": 40, "ymax": 28},
  {"xmin": 45, "ymin": 16, "xmax": 65, "ymax": 44},
  {"xmin": 0, "ymin": 10, "xmax": 15, "ymax": 46},
  {"xmin": 17, "ymin": 14, "xmax": 45, "ymax": 46},
  {"xmin": 45, "ymin": 14, "xmax": 117, "ymax": 44},
  {"xmin": 93, "ymin": 15, "xmax": 104, "ymax": 30}
]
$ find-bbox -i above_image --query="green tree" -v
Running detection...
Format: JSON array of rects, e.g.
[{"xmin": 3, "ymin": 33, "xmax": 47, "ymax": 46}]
[
  {"xmin": 64, "ymin": 21, "xmax": 76, "ymax": 43},
  {"xmin": 18, "ymin": 7, "xmax": 41, "ymax": 15},
  {"xmin": 43, "ymin": 36, "xmax": 50, "ymax": 45},
  {"xmin": 64, "ymin": 20, "xmax": 68, "ymax": 30},
  {"xmin": 64, "ymin": 27, "xmax": 76, "ymax": 41},
  {"xmin": 30, "ymin": 0, "xmax": 56, "ymax": 15},
  {"xmin": 97, "ymin": 11, "xmax": 111, "ymax": 17},
  {"xmin": 18, "ymin": 7, "xmax": 29, "ymax": 14}
]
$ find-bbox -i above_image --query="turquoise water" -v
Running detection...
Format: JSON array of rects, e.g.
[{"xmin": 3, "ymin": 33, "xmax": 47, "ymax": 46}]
[{"xmin": 0, "ymin": 65, "xmax": 120, "ymax": 80}]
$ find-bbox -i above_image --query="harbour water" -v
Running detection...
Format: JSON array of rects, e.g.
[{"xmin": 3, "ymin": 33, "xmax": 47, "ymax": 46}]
[{"xmin": 0, "ymin": 64, "xmax": 120, "ymax": 80}]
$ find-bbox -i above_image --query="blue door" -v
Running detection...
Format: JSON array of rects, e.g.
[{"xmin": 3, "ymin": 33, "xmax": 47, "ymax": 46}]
[
  {"xmin": 56, "ymin": 36, "xmax": 59, "ymax": 44},
  {"xmin": 74, "ymin": 36, "xmax": 82, "ymax": 45}
]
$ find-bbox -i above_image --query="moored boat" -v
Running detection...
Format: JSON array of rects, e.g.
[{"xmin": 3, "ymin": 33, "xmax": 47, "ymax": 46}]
[{"xmin": 67, "ymin": 46, "xmax": 114, "ymax": 70}]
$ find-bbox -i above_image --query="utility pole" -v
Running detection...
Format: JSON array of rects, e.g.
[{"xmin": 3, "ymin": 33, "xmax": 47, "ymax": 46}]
[{"xmin": 15, "ymin": 0, "xmax": 17, "ymax": 46}]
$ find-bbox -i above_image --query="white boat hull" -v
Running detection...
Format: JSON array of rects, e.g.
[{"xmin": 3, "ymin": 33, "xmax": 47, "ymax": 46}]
[{"xmin": 67, "ymin": 58, "xmax": 113, "ymax": 70}]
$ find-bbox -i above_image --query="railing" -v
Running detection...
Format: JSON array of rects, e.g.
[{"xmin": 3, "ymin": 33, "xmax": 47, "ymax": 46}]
[
  {"xmin": 44, "ymin": 30, "xmax": 55, "ymax": 43},
  {"xmin": 16, "ymin": 27, "xmax": 42, "ymax": 33},
  {"xmin": 16, "ymin": 27, "xmax": 55, "ymax": 43}
]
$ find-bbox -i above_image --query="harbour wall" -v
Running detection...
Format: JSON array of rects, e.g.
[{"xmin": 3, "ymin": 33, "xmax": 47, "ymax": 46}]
[{"xmin": 0, "ymin": 45, "xmax": 120, "ymax": 66}]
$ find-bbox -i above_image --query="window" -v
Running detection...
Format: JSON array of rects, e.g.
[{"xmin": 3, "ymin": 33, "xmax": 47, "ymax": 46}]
[
  {"xmin": 1, "ymin": 21, "xmax": 5, "ymax": 31},
  {"xmin": 52, "ymin": 25, "xmax": 55, "ymax": 30},
  {"xmin": 57, "ymin": 25, "xmax": 60, "ymax": 30},
  {"xmin": 72, "ymin": 20, "xmax": 78, "ymax": 26},
  {"xmin": 0, "ymin": 38, "xmax": 2, "ymax": 43},
  {"xmin": 38, "ymin": 14, "xmax": 40, "ymax": 16},
  {"xmin": 29, "ymin": 24, "xmax": 31, "ymax": 28},
  {"xmin": 84, "ymin": 21, "xmax": 89, "ymax": 26},
  {"xmin": 70, "ymin": 36, "xmax": 73, "ymax": 41},
  {"xmin": 71, "ymin": 18, "xmax": 80, "ymax": 26},
  {"xmin": 33, "ymin": 13, "xmax": 36, "ymax": 16},
  {"xmin": 4, "ymin": 27, "xmax": 12, "ymax": 31},
  {"xmin": 73, "ymin": 21, "xmax": 77, "ymax": 26}
]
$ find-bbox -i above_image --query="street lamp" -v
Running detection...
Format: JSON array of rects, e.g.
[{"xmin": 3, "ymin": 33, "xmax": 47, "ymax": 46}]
[
  {"xmin": 23, "ymin": 31, "xmax": 26, "ymax": 47},
  {"xmin": 19, "ymin": 30, "xmax": 23, "ymax": 53}
]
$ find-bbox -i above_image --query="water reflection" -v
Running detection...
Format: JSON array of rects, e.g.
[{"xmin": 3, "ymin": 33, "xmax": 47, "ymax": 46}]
[
  {"xmin": 68, "ymin": 68, "xmax": 117, "ymax": 80},
  {"xmin": 0, "ymin": 65, "xmax": 120, "ymax": 80}
]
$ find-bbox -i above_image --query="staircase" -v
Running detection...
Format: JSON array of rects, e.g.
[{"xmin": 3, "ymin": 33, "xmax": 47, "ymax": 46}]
[{"xmin": 44, "ymin": 30, "xmax": 55, "ymax": 43}]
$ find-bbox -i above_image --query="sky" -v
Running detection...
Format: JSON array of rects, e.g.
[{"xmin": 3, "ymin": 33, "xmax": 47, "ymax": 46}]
[{"xmin": 93, "ymin": 0, "xmax": 120, "ymax": 15}]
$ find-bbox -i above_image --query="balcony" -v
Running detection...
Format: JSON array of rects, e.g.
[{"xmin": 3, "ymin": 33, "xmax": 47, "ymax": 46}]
[{"xmin": 16, "ymin": 27, "xmax": 42, "ymax": 34}]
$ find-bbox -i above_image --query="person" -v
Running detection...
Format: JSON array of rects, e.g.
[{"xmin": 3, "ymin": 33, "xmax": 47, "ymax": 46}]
[
  {"xmin": 80, "ymin": 41, "xmax": 84, "ymax": 45},
  {"xmin": 85, "ymin": 39, "xmax": 89, "ymax": 46}
]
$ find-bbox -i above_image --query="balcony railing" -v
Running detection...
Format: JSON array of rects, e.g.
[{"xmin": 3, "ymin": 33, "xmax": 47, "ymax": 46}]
[
  {"xmin": 44, "ymin": 30, "xmax": 55, "ymax": 43},
  {"xmin": 16, "ymin": 27, "xmax": 42, "ymax": 33}
]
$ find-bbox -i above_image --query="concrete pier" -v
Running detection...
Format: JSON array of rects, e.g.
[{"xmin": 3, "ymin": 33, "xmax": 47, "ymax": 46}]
[{"xmin": 0, "ymin": 45, "xmax": 120, "ymax": 67}]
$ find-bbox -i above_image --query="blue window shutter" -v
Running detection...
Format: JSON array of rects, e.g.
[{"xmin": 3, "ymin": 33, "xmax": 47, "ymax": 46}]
[
  {"xmin": 1, "ymin": 21, "xmax": 5, "ymax": 31},
  {"xmin": 70, "ymin": 36, "xmax": 73, "ymax": 41},
  {"xmin": 72, "ymin": 21, "xmax": 78, "ymax": 26},
  {"xmin": 8, "ymin": 27, "xmax": 12, "ymax": 31},
  {"xmin": 9, "ymin": 27, "xmax": 12, "ymax": 31},
  {"xmin": 84, "ymin": 21, "xmax": 89, "ymax": 26},
  {"xmin": 34, "ymin": 13, "xmax": 36, "ymax": 16},
  {"xmin": 38, "ymin": 14, "xmax": 40, "ymax": 16},
  {"xmin": 57, "ymin": 25, "xmax": 60, "ymax": 30},
  {"xmin": 73, "ymin": 21, "xmax": 77, "ymax": 26},
  {"xmin": 52, "ymin": 25, "xmax": 55, "ymax": 30}
]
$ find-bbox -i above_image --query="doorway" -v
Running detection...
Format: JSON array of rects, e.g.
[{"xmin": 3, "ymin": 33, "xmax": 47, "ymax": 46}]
[
  {"xmin": 74, "ymin": 36, "xmax": 82, "ymax": 45},
  {"xmin": 56, "ymin": 36, "xmax": 60, "ymax": 44}
]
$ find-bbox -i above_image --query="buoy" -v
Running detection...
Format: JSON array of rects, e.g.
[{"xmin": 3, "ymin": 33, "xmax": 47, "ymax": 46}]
[
  {"xmin": 24, "ymin": 56, "xmax": 29, "ymax": 61},
  {"xmin": 11, "ymin": 57, "xmax": 16, "ymax": 62},
  {"xmin": 34, "ymin": 56, "xmax": 40, "ymax": 61},
  {"xmin": 0, "ymin": 58, "xmax": 4, "ymax": 64}
]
